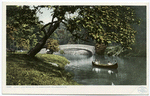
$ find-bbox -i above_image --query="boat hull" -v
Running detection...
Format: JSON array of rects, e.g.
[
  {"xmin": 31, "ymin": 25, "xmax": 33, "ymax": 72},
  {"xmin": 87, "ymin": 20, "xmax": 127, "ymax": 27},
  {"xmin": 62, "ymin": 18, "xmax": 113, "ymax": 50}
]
[{"xmin": 92, "ymin": 61, "xmax": 118, "ymax": 69}]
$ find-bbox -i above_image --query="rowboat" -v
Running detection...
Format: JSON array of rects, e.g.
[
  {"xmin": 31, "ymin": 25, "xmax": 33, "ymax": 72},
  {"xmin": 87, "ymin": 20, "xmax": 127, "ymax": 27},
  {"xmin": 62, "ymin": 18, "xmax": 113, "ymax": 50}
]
[{"xmin": 92, "ymin": 61, "xmax": 118, "ymax": 69}]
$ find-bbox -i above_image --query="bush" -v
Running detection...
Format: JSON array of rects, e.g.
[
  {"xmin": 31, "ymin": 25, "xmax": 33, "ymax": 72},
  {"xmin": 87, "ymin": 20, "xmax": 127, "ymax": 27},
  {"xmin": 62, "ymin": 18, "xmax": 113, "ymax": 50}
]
[
  {"xmin": 45, "ymin": 38, "xmax": 59, "ymax": 54},
  {"xmin": 60, "ymin": 50, "xmax": 65, "ymax": 54}
]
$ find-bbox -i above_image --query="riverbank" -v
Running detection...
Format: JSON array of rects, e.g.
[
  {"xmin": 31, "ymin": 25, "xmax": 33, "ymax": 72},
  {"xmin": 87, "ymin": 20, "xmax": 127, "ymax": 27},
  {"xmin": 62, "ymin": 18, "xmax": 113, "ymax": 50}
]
[{"xmin": 6, "ymin": 52, "xmax": 79, "ymax": 85}]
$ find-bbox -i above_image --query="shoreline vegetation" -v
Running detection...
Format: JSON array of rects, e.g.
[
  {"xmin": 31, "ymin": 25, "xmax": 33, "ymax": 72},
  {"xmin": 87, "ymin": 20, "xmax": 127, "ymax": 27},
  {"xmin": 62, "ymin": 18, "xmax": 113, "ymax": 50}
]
[{"xmin": 7, "ymin": 52, "xmax": 79, "ymax": 85}]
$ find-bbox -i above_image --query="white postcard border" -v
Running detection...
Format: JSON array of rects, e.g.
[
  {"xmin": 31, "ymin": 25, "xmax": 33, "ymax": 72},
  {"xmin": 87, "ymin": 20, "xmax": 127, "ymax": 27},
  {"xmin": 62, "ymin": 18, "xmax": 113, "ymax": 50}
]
[{"xmin": 2, "ymin": 2, "xmax": 149, "ymax": 95}]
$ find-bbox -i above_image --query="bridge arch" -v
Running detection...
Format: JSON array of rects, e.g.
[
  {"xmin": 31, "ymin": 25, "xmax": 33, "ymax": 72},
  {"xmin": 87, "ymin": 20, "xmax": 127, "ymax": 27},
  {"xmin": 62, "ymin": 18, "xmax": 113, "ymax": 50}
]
[{"xmin": 59, "ymin": 44, "xmax": 95, "ymax": 55}]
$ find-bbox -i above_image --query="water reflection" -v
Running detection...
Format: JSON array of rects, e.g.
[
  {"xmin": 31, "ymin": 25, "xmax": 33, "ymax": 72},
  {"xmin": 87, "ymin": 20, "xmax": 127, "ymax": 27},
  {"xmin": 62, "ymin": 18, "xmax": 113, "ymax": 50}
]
[
  {"xmin": 92, "ymin": 67, "xmax": 118, "ymax": 85},
  {"xmin": 92, "ymin": 67, "xmax": 118, "ymax": 74}
]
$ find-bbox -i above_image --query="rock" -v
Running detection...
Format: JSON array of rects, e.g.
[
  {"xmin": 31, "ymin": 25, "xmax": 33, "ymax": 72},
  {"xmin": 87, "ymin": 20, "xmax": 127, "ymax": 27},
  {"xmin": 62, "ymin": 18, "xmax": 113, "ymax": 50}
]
[{"xmin": 49, "ymin": 62, "xmax": 58, "ymax": 67}]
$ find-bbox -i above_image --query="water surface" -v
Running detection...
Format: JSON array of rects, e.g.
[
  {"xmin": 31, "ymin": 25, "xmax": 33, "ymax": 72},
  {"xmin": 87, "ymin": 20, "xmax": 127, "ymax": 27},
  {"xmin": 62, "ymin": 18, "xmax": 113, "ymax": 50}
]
[{"xmin": 58, "ymin": 54, "xmax": 146, "ymax": 85}]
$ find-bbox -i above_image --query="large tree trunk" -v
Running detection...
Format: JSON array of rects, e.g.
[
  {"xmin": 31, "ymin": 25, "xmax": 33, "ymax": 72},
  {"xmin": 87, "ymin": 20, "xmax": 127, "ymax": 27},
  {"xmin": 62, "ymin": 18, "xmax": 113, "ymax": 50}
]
[
  {"xmin": 27, "ymin": 36, "xmax": 47, "ymax": 57},
  {"xmin": 27, "ymin": 21, "xmax": 60, "ymax": 57},
  {"xmin": 95, "ymin": 43, "xmax": 107, "ymax": 55}
]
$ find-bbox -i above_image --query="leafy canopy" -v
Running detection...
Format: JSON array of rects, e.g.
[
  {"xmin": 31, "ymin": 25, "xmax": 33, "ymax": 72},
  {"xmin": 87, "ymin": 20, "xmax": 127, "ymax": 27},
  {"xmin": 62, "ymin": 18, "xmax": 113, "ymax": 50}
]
[{"xmin": 64, "ymin": 6, "xmax": 140, "ymax": 49}]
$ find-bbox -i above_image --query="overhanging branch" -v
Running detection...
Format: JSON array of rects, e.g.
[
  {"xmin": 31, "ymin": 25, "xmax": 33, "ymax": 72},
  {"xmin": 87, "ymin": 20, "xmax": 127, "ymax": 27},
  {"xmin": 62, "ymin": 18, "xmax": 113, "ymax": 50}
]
[
  {"xmin": 40, "ymin": 21, "xmax": 58, "ymax": 38},
  {"xmin": 41, "ymin": 21, "xmax": 57, "ymax": 31}
]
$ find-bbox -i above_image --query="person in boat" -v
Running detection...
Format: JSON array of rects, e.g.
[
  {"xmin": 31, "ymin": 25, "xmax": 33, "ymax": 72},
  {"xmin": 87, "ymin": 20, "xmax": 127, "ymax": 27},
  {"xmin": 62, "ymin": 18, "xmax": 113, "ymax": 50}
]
[
  {"xmin": 108, "ymin": 61, "xmax": 113, "ymax": 65},
  {"xmin": 95, "ymin": 59, "xmax": 99, "ymax": 65}
]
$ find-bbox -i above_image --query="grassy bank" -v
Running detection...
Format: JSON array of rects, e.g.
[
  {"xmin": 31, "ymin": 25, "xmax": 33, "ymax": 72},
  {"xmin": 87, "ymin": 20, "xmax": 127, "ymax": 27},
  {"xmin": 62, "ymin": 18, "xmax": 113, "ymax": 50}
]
[{"xmin": 7, "ymin": 52, "xmax": 79, "ymax": 85}]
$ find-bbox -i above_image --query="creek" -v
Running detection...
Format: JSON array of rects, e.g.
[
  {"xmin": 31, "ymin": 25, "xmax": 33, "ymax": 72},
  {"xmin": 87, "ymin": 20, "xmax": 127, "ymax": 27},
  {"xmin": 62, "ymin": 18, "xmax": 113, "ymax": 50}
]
[{"xmin": 57, "ymin": 49, "xmax": 146, "ymax": 85}]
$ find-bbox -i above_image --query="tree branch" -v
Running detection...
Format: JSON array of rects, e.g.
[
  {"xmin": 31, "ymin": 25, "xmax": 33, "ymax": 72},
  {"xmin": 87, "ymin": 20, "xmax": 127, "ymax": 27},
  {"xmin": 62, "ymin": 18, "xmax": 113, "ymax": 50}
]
[
  {"xmin": 40, "ymin": 21, "xmax": 58, "ymax": 39},
  {"xmin": 42, "ymin": 29, "xmax": 47, "ymax": 38},
  {"xmin": 48, "ymin": 8, "xmax": 58, "ymax": 32},
  {"xmin": 41, "ymin": 21, "xmax": 57, "ymax": 31}
]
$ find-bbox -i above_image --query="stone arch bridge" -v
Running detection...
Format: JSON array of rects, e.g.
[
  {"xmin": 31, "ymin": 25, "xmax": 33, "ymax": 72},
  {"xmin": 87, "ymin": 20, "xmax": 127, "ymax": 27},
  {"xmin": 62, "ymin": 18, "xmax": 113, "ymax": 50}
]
[
  {"xmin": 39, "ymin": 44, "xmax": 95, "ymax": 54},
  {"xmin": 59, "ymin": 44, "xmax": 95, "ymax": 54}
]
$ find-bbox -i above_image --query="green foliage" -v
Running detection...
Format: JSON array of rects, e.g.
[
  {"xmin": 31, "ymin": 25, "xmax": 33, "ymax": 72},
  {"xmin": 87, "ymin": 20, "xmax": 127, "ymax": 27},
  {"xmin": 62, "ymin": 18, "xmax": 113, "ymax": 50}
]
[
  {"xmin": 16, "ymin": 38, "xmax": 30, "ymax": 50},
  {"xmin": 7, "ymin": 53, "xmax": 78, "ymax": 85},
  {"xmin": 60, "ymin": 50, "xmax": 65, "ymax": 54},
  {"xmin": 6, "ymin": 6, "xmax": 42, "ymax": 50},
  {"xmin": 65, "ymin": 6, "xmax": 140, "ymax": 49},
  {"xmin": 7, "ymin": 6, "xmax": 38, "ymax": 26},
  {"xmin": 36, "ymin": 54, "xmax": 69, "ymax": 68},
  {"xmin": 105, "ymin": 46, "xmax": 123, "ymax": 56},
  {"xmin": 45, "ymin": 38, "xmax": 59, "ymax": 54}
]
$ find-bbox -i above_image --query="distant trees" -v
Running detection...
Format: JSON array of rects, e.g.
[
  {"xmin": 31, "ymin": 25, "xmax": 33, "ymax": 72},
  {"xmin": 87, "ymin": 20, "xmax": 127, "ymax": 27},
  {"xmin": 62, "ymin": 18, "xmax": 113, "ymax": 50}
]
[{"xmin": 50, "ymin": 23, "xmax": 80, "ymax": 45}]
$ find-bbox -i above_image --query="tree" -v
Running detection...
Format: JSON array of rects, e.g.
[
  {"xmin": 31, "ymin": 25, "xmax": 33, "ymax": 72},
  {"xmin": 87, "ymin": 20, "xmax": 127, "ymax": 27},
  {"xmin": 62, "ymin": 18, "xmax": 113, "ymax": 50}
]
[
  {"xmin": 45, "ymin": 38, "xmax": 59, "ymax": 54},
  {"xmin": 6, "ymin": 6, "xmax": 41, "ymax": 50},
  {"xmin": 16, "ymin": 6, "xmax": 140, "ymax": 57}
]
